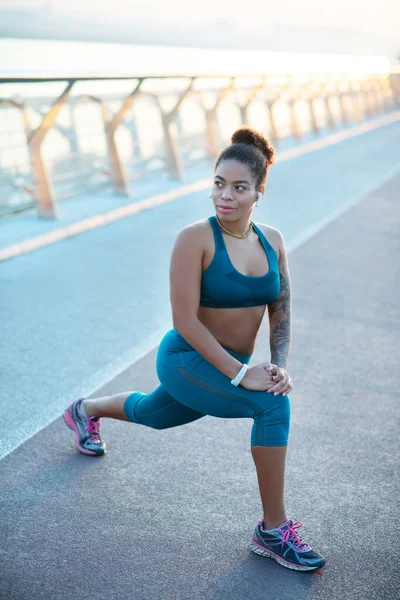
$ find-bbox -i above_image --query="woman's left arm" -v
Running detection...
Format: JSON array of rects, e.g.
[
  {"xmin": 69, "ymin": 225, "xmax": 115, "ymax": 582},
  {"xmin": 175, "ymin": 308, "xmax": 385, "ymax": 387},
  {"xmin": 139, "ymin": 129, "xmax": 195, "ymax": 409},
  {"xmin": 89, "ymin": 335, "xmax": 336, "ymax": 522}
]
[{"xmin": 268, "ymin": 230, "xmax": 292, "ymax": 369}]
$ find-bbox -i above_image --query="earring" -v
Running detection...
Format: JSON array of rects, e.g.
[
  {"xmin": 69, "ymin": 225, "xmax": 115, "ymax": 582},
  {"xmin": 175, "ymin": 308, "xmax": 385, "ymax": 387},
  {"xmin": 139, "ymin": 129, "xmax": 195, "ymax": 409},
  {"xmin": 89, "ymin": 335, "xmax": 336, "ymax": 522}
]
[{"xmin": 256, "ymin": 192, "xmax": 263, "ymax": 208}]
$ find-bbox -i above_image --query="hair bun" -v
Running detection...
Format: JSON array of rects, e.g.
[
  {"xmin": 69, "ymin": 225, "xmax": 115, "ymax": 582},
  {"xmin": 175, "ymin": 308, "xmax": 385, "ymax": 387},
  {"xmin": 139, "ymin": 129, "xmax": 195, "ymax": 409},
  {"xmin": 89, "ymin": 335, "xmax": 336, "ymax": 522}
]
[{"xmin": 231, "ymin": 126, "xmax": 275, "ymax": 165}]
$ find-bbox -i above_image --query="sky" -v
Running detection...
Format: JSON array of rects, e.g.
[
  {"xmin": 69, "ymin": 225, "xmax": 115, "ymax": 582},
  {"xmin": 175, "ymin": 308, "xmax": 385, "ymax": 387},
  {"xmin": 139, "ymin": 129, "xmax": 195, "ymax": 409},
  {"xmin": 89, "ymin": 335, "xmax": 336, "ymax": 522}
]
[{"xmin": 1, "ymin": 0, "xmax": 398, "ymax": 41}]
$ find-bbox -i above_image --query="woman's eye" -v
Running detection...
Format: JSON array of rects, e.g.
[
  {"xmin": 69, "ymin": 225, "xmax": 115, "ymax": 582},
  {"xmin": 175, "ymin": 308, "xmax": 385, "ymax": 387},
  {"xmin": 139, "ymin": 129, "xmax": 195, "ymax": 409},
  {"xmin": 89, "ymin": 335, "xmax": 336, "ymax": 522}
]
[{"xmin": 213, "ymin": 182, "xmax": 246, "ymax": 191}]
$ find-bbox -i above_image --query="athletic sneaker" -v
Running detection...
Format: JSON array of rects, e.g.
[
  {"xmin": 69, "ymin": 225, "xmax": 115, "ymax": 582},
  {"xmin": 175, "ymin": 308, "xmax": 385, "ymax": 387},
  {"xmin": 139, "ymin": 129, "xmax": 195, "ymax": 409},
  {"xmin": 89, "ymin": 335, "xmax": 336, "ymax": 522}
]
[
  {"xmin": 63, "ymin": 397, "xmax": 106, "ymax": 456},
  {"xmin": 250, "ymin": 518, "xmax": 325, "ymax": 571}
]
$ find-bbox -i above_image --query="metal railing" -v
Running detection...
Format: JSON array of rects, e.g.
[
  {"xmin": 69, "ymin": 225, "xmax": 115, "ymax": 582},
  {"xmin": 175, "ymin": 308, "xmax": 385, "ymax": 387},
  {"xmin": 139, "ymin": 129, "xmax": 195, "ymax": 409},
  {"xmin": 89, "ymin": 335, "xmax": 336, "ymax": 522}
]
[{"xmin": 0, "ymin": 69, "xmax": 398, "ymax": 219}]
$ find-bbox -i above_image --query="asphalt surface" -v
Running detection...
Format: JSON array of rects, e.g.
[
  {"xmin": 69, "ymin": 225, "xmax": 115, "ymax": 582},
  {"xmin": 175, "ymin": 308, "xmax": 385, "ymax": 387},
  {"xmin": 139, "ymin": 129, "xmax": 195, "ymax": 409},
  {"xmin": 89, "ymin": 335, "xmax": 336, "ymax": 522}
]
[{"xmin": 1, "ymin": 168, "xmax": 399, "ymax": 598}]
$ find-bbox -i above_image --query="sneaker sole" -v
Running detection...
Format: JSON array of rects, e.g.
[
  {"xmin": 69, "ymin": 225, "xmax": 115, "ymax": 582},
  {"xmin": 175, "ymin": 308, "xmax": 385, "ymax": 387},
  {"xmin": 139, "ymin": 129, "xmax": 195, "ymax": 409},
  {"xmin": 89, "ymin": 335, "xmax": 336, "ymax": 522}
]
[
  {"xmin": 249, "ymin": 540, "xmax": 325, "ymax": 572},
  {"xmin": 63, "ymin": 407, "xmax": 105, "ymax": 456}
]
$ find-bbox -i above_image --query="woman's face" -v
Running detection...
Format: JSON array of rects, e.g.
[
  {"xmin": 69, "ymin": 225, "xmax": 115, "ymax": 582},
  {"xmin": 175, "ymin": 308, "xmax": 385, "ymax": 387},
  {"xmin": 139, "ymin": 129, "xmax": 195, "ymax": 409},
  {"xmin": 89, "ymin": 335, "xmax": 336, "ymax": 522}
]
[{"xmin": 211, "ymin": 159, "xmax": 262, "ymax": 221}]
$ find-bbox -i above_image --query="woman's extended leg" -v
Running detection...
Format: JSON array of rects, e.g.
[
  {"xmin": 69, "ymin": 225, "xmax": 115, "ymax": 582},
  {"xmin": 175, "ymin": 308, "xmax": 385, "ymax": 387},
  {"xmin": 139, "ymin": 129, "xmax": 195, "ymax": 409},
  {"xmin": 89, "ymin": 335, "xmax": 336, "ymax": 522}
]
[
  {"xmin": 63, "ymin": 327, "xmax": 210, "ymax": 454},
  {"xmin": 82, "ymin": 392, "xmax": 132, "ymax": 421},
  {"xmin": 83, "ymin": 387, "xmax": 205, "ymax": 429},
  {"xmin": 63, "ymin": 383, "xmax": 206, "ymax": 455}
]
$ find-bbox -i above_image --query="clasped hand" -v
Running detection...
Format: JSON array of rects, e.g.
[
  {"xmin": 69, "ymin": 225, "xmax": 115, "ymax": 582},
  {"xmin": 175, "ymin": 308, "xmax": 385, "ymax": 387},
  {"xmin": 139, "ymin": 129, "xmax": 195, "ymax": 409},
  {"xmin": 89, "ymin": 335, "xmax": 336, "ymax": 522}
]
[{"xmin": 240, "ymin": 362, "xmax": 293, "ymax": 395}]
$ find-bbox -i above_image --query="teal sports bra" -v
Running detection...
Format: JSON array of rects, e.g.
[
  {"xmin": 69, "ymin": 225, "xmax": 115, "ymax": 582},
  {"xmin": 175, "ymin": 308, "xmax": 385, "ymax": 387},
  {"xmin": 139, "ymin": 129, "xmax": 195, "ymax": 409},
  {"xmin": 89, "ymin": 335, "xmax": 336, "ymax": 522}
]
[{"xmin": 200, "ymin": 216, "xmax": 280, "ymax": 309}]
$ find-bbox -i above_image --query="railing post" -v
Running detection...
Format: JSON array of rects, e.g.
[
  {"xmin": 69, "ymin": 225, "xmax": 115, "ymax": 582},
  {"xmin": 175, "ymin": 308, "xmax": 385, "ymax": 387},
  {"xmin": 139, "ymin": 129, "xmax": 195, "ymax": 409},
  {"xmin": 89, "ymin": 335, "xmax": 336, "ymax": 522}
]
[
  {"xmin": 203, "ymin": 79, "xmax": 235, "ymax": 160},
  {"xmin": 380, "ymin": 75, "xmax": 392, "ymax": 110},
  {"xmin": 322, "ymin": 84, "xmax": 336, "ymax": 129},
  {"xmin": 337, "ymin": 80, "xmax": 349, "ymax": 125},
  {"xmin": 161, "ymin": 113, "xmax": 184, "ymax": 179},
  {"xmin": 204, "ymin": 108, "xmax": 220, "ymax": 159},
  {"xmin": 361, "ymin": 80, "xmax": 373, "ymax": 117},
  {"xmin": 239, "ymin": 105, "xmax": 247, "ymax": 124},
  {"xmin": 104, "ymin": 79, "xmax": 143, "ymax": 194},
  {"xmin": 373, "ymin": 78, "xmax": 384, "ymax": 113},
  {"xmin": 160, "ymin": 78, "xmax": 195, "ymax": 179},
  {"xmin": 131, "ymin": 114, "xmax": 142, "ymax": 161},
  {"xmin": 265, "ymin": 98, "xmax": 280, "ymax": 146},
  {"xmin": 339, "ymin": 92, "xmax": 349, "ymax": 124},
  {"xmin": 28, "ymin": 80, "xmax": 74, "ymax": 219},
  {"xmin": 351, "ymin": 81, "xmax": 363, "ymax": 121},
  {"xmin": 389, "ymin": 72, "xmax": 400, "ymax": 107},
  {"xmin": 365, "ymin": 80, "xmax": 376, "ymax": 115},
  {"xmin": 289, "ymin": 98, "xmax": 302, "ymax": 140},
  {"xmin": 286, "ymin": 77, "xmax": 303, "ymax": 141},
  {"xmin": 308, "ymin": 96, "xmax": 320, "ymax": 134},
  {"xmin": 237, "ymin": 79, "xmax": 265, "ymax": 125},
  {"xmin": 68, "ymin": 101, "xmax": 81, "ymax": 155}
]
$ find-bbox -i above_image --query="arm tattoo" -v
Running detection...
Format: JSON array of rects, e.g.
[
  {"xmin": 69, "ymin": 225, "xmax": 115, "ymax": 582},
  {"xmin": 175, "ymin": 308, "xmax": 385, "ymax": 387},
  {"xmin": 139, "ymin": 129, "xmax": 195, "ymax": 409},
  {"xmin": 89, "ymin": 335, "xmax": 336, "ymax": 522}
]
[{"xmin": 268, "ymin": 267, "xmax": 291, "ymax": 368}]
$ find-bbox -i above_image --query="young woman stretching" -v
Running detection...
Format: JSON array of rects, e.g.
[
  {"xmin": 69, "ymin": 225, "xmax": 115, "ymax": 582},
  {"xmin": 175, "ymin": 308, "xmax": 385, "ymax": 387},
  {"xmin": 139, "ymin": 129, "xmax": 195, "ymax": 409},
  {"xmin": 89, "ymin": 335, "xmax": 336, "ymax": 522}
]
[{"xmin": 64, "ymin": 127, "xmax": 326, "ymax": 572}]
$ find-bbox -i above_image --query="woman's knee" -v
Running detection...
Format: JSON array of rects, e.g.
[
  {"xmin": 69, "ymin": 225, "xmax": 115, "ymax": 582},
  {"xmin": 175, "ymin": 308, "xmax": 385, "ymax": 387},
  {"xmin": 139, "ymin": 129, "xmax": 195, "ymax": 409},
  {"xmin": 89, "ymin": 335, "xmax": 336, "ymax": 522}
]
[
  {"xmin": 124, "ymin": 391, "xmax": 172, "ymax": 429},
  {"xmin": 252, "ymin": 393, "xmax": 291, "ymax": 446},
  {"xmin": 269, "ymin": 393, "xmax": 290, "ymax": 428}
]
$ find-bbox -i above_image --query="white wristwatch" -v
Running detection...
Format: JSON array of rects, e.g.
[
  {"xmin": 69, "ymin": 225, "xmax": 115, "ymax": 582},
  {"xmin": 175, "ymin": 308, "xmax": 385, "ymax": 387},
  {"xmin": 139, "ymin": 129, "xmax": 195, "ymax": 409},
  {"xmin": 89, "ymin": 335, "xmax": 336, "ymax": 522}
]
[{"xmin": 231, "ymin": 364, "xmax": 248, "ymax": 387}]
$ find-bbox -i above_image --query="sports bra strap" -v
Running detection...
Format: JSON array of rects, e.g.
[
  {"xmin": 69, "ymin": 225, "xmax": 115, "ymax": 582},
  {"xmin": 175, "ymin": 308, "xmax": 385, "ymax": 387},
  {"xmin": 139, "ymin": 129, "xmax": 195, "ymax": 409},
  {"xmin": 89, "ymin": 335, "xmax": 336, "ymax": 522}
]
[
  {"xmin": 252, "ymin": 222, "xmax": 279, "ymax": 269},
  {"xmin": 208, "ymin": 216, "xmax": 225, "ymax": 251}
]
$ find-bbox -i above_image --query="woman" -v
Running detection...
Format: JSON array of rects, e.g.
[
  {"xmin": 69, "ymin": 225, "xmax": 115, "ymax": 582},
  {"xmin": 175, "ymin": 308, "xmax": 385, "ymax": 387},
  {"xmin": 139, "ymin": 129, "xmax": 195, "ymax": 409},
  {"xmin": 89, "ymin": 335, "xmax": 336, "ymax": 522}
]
[{"xmin": 64, "ymin": 127, "xmax": 326, "ymax": 572}]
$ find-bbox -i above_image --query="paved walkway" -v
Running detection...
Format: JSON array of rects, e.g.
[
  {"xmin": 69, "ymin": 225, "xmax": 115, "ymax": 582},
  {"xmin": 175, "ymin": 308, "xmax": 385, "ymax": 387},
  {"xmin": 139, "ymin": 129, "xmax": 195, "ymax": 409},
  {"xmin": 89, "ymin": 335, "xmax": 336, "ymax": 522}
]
[
  {"xmin": 1, "ymin": 118, "xmax": 400, "ymax": 460},
  {"xmin": 1, "ymin": 171, "xmax": 398, "ymax": 599}
]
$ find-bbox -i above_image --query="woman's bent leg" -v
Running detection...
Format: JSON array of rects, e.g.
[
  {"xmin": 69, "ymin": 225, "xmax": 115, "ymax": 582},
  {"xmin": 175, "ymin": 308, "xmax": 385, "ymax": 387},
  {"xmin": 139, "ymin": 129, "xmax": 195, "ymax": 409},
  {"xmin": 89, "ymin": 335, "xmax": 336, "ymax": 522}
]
[
  {"xmin": 251, "ymin": 446, "xmax": 288, "ymax": 530},
  {"xmin": 156, "ymin": 332, "xmax": 291, "ymax": 448},
  {"xmin": 83, "ymin": 393, "xmax": 132, "ymax": 422}
]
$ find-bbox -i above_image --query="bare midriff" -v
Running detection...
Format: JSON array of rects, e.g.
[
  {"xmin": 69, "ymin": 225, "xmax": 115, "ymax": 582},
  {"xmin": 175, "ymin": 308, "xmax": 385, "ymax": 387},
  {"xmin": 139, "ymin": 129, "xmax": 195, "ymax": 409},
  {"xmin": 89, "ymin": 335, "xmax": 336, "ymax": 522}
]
[{"xmin": 197, "ymin": 305, "xmax": 266, "ymax": 355}]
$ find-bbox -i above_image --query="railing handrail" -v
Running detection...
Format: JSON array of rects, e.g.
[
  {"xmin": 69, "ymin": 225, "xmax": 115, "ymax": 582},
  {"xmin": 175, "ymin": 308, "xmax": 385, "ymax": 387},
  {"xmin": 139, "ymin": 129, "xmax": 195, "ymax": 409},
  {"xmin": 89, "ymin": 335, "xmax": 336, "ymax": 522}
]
[{"xmin": 0, "ymin": 71, "xmax": 396, "ymax": 84}]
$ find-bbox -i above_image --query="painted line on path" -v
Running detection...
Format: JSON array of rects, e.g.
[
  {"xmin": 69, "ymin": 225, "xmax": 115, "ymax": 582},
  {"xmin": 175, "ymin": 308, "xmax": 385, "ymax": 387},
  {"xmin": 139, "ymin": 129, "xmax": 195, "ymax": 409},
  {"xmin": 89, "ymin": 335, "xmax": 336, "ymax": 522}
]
[{"xmin": 0, "ymin": 111, "xmax": 399, "ymax": 264}]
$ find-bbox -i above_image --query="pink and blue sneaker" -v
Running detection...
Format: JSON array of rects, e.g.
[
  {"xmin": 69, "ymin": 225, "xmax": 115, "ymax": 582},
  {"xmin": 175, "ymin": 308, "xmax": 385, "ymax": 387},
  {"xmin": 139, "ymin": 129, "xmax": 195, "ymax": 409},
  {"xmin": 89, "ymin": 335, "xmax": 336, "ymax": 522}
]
[
  {"xmin": 63, "ymin": 398, "xmax": 106, "ymax": 456},
  {"xmin": 250, "ymin": 518, "xmax": 325, "ymax": 571}
]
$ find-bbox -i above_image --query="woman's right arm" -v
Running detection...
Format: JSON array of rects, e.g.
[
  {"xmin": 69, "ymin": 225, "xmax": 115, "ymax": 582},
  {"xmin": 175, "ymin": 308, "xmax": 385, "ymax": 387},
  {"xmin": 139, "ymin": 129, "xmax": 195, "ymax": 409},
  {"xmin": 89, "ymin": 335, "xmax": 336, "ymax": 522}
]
[{"xmin": 170, "ymin": 224, "xmax": 243, "ymax": 380}]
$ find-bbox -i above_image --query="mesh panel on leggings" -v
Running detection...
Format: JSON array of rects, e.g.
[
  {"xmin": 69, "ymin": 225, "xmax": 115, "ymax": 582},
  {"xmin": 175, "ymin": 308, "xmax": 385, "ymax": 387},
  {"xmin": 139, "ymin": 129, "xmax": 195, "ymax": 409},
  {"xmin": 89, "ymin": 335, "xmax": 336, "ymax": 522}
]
[{"xmin": 175, "ymin": 366, "xmax": 260, "ymax": 411}]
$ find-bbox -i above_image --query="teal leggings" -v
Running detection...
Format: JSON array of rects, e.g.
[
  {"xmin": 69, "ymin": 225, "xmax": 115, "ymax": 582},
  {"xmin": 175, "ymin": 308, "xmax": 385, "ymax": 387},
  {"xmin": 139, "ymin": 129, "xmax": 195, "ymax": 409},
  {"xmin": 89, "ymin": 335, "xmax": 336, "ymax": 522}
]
[{"xmin": 123, "ymin": 329, "xmax": 290, "ymax": 446}]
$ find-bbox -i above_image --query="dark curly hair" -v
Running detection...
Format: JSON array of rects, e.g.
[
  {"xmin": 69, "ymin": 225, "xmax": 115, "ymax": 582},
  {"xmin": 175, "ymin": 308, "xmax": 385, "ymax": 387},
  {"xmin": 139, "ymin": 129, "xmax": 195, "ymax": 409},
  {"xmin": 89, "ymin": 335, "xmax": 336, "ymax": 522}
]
[{"xmin": 215, "ymin": 126, "xmax": 275, "ymax": 190}]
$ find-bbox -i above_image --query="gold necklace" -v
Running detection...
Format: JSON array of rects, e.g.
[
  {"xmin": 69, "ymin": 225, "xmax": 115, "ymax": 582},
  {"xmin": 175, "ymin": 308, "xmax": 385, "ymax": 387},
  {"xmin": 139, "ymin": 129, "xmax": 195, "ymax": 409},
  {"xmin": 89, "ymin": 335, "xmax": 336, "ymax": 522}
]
[{"xmin": 215, "ymin": 214, "xmax": 253, "ymax": 239}]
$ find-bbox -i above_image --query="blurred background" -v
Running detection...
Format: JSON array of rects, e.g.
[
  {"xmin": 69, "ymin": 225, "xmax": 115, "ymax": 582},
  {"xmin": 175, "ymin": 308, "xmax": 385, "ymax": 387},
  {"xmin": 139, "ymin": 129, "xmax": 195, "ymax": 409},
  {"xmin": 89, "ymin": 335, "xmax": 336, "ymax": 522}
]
[{"xmin": 0, "ymin": 0, "xmax": 399, "ymax": 218}]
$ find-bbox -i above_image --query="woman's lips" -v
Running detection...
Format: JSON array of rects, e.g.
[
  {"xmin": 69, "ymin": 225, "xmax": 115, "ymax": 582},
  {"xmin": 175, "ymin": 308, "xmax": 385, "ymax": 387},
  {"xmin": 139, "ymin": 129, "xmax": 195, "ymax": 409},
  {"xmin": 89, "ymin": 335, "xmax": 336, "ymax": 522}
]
[{"xmin": 218, "ymin": 205, "xmax": 235, "ymax": 212}]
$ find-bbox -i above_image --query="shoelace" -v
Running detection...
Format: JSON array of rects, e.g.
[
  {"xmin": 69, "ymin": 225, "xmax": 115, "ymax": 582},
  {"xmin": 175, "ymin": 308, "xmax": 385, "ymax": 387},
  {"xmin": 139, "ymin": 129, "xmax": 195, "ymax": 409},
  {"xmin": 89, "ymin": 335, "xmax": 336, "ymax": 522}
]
[
  {"xmin": 278, "ymin": 521, "xmax": 311, "ymax": 551},
  {"xmin": 86, "ymin": 418, "xmax": 101, "ymax": 442}
]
